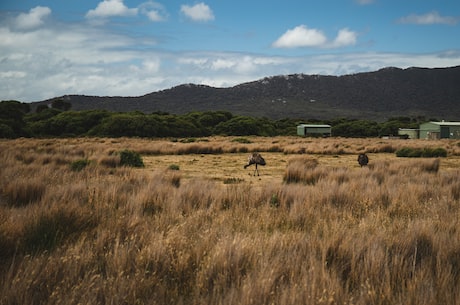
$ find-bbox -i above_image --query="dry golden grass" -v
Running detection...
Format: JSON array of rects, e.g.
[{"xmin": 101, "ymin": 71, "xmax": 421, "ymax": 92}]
[{"xmin": 1, "ymin": 136, "xmax": 460, "ymax": 305}]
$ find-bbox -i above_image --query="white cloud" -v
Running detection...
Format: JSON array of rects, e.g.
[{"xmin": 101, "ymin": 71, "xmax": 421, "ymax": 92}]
[
  {"xmin": 272, "ymin": 25, "xmax": 327, "ymax": 48},
  {"xmin": 145, "ymin": 10, "xmax": 165, "ymax": 22},
  {"xmin": 398, "ymin": 11, "xmax": 458, "ymax": 25},
  {"xmin": 15, "ymin": 6, "xmax": 51, "ymax": 30},
  {"xmin": 140, "ymin": 2, "xmax": 168, "ymax": 22},
  {"xmin": 86, "ymin": 0, "xmax": 138, "ymax": 18},
  {"xmin": 210, "ymin": 56, "xmax": 257, "ymax": 73},
  {"xmin": 332, "ymin": 28, "xmax": 357, "ymax": 47},
  {"xmin": 272, "ymin": 25, "xmax": 357, "ymax": 48},
  {"xmin": 211, "ymin": 58, "xmax": 236, "ymax": 70},
  {"xmin": 180, "ymin": 3, "xmax": 215, "ymax": 22},
  {"xmin": 142, "ymin": 59, "xmax": 161, "ymax": 72}
]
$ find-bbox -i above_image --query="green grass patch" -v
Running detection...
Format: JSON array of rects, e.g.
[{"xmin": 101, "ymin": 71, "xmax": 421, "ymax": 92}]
[{"xmin": 232, "ymin": 137, "xmax": 252, "ymax": 144}]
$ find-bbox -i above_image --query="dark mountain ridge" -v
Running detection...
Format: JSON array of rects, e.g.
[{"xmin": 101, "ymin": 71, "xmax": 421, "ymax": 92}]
[{"xmin": 34, "ymin": 66, "xmax": 460, "ymax": 121}]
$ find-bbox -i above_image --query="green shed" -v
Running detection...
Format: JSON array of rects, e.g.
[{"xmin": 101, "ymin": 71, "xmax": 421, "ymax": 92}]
[
  {"xmin": 297, "ymin": 124, "xmax": 332, "ymax": 137},
  {"xmin": 419, "ymin": 121, "xmax": 460, "ymax": 139}
]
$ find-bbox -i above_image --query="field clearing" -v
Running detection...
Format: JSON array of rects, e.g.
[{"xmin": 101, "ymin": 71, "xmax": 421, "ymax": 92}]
[{"xmin": 144, "ymin": 152, "xmax": 460, "ymax": 186}]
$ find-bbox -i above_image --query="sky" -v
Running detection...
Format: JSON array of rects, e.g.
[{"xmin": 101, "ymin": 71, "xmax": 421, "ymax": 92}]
[{"xmin": 1, "ymin": 0, "xmax": 460, "ymax": 102}]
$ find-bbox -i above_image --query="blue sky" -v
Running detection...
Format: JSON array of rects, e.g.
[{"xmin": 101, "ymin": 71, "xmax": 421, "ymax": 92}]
[{"xmin": 1, "ymin": 0, "xmax": 459, "ymax": 102}]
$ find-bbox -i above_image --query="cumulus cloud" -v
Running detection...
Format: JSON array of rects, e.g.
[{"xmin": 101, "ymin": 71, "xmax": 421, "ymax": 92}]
[
  {"xmin": 180, "ymin": 2, "xmax": 215, "ymax": 22},
  {"xmin": 398, "ymin": 11, "xmax": 458, "ymax": 25},
  {"xmin": 15, "ymin": 6, "xmax": 51, "ymax": 30},
  {"xmin": 86, "ymin": 0, "xmax": 138, "ymax": 18},
  {"xmin": 332, "ymin": 28, "xmax": 357, "ymax": 47},
  {"xmin": 272, "ymin": 25, "xmax": 327, "ymax": 48},
  {"xmin": 272, "ymin": 25, "xmax": 357, "ymax": 48}
]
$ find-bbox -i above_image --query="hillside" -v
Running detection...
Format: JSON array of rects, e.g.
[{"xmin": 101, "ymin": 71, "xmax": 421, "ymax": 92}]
[{"xmin": 34, "ymin": 66, "xmax": 460, "ymax": 121}]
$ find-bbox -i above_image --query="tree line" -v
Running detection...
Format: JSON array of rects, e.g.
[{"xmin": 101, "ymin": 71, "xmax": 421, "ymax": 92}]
[{"xmin": 0, "ymin": 100, "xmax": 426, "ymax": 139}]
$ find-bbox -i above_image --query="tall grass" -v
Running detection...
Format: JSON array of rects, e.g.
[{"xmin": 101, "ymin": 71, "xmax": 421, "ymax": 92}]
[{"xmin": 0, "ymin": 137, "xmax": 459, "ymax": 305}]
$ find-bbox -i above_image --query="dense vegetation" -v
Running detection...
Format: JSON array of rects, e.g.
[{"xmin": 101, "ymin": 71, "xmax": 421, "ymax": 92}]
[{"xmin": 1, "ymin": 100, "xmax": 427, "ymax": 138}]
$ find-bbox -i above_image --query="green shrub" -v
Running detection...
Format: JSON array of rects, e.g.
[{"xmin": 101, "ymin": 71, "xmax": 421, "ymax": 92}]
[
  {"xmin": 168, "ymin": 164, "xmax": 180, "ymax": 170},
  {"xmin": 396, "ymin": 147, "xmax": 447, "ymax": 158},
  {"xmin": 424, "ymin": 147, "xmax": 447, "ymax": 157},
  {"xmin": 119, "ymin": 150, "xmax": 144, "ymax": 167},
  {"xmin": 70, "ymin": 159, "xmax": 91, "ymax": 171}
]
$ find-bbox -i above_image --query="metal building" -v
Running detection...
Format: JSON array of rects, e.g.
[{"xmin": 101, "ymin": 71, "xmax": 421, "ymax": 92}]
[
  {"xmin": 398, "ymin": 128, "xmax": 419, "ymax": 139},
  {"xmin": 297, "ymin": 124, "xmax": 332, "ymax": 137},
  {"xmin": 419, "ymin": 121, "xmax": 460, "ymax": 139}
]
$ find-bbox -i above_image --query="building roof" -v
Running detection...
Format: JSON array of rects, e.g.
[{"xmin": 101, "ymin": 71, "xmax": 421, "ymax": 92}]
[
  {"xmin": 297, "ymin": 124, "xmax": 331, "ymax": 128},
  {"xmin": 423, "ymin": 121, "xmax": 460, "ymax": 126}
]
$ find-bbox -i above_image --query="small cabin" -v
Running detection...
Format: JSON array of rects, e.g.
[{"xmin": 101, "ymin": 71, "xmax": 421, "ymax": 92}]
[
  {"xmin": 398, "ymin": 128, "xmax": 419, "ymax": 139},
  {"xmin": 419, "ymin": 121, "xmax": 460, "ymax": 139},
  {"xmin": 297, "ymin": 124, "xmax": 332, "ymax": 137}
]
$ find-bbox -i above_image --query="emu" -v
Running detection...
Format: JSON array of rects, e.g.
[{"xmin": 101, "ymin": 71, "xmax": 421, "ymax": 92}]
[
  {"xmin": 357, "ymin": 153, "xmax": 369, "ymax": 167},
  {"xmin": 244, "ymin": 153, "xmax": 266, "ymax": 176}
]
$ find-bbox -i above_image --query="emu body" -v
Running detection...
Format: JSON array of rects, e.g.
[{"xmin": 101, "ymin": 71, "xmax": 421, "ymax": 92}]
[
  {"xmin": 244, "ymin": 153, "xmax": 266, "ymax": 176},
  {"xmin": 357, "ymin": 153, "xmax": 369, "ymax": 167}
]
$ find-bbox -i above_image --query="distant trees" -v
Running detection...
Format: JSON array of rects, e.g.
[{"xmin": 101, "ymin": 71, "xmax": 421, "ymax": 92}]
[
  {"xmin": 330, "ymin": 117, "xmax": 423, "ymax": 138},
  {"xmin": 0, "ymin": 100, "xmax": 30, "ymax": 138},
  {"xmin": 378, "ymin": 117, "xmax": 420, "ymax": 136},
  {"xmin": 214, "ymin": 116, "xmax": 277, "ymax": 136},
  {"xmin": 0, "ymin": 100, "xmax": 430, "ymax": 138},
  {"xmin": 28, "ymin": 110, "xmax": 111, "ymax": 137},
  {"xmin": 331, "ymin": 120, "xmax": 380, "ymax": 137}
]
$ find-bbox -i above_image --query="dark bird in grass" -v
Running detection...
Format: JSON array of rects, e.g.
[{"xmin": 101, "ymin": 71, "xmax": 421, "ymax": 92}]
[
  {"xmin": 358, "ymin": 153, "xmax": 369, "ymax": 167},
  {"xmin": 244, "ymin": 153, "xmax": 266, "ymax": 176}
]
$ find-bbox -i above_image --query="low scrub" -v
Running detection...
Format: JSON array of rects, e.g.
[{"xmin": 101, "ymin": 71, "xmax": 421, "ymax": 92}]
[
  {"xmin": 396, "ymin": 147, "xmax": 447, "ymax": 158},
  {"xmin": 70, "ymin": 159, "xmax": 91, "ymax": 171},
  {"xmin": 119, "ymin": 149, "xmax": 144, "ymax": 167}
]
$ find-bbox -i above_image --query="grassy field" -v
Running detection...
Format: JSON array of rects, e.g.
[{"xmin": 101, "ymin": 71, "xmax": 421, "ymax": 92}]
[{"xmin": 1, "ymin": 136, "xmax": 460, "ymax": 305}]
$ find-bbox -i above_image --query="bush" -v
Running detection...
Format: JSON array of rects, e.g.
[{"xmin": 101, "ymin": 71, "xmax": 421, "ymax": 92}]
[
  {"xmin": 168, "ymin": 164, "xmax": 180, "ymax": 170},
  {"xmin": 70, "ymin": 159, "xmax": 91, "ymax": 171},
  {"xmin": 424, "ymin": 147, "xmax": 447, "ymax": 157},
  {"xmin": 0, "ymin": 123, "xmax": 16, "ymax": 138},
  {"xmin": 396, "ymin": 147, "xmax": 447, "ymax": 158},
  {"xmin": 119, "ymin": 150, "xmax": 144, "ymax": 167},
  {"xmin": 396, "ymin": 147, "xmax": 421, "ymax": 157}
]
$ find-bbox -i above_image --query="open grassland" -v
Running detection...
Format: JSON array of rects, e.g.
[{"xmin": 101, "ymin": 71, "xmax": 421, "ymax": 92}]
[{"xmin": 1, "ymin": 136, "xmax": 460, "ymax": 305}]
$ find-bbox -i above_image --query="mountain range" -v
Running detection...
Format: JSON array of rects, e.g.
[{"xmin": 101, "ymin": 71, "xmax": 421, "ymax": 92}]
[{"xmin": 34, "ymin": 66, "xmax": 460, "ymax": 121}]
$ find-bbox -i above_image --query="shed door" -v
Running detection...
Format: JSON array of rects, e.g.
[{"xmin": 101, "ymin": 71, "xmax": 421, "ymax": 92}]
[{"xmin": 440, "ymin": 126, "xmax": 450, "ymax": 138}]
